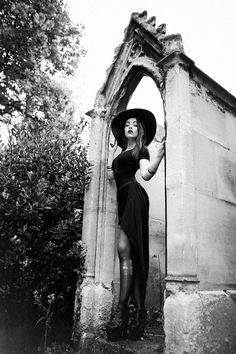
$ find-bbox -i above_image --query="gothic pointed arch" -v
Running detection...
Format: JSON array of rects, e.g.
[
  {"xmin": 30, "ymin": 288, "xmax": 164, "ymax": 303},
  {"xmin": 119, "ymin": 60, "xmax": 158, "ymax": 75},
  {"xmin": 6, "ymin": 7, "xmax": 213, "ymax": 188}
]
[{"xmin": 78, "ymin": 10, "xmax": 185, "ymax": 335}]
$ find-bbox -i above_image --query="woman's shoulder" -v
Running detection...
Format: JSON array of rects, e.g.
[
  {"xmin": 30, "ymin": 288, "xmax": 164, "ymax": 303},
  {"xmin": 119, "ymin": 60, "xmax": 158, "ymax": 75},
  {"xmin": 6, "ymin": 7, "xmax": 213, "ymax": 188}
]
[{"xmin": 139, "ymin": 146, "xmax": 150, "ymax": 160}]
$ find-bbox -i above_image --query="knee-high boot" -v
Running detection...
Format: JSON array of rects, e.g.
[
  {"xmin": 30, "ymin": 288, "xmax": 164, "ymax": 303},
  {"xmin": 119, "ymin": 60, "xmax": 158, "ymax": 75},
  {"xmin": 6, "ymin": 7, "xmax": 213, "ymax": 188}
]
[
  {"xmin": 106, "ymin": 258, "xmax": 133, "ymax": 341},
  {"xmin": 118, "ymin": 257, "xmax": 133, "ymax": 308},
  {"xmin": 129, "ymin": 271, "xmax": 147, "ymax": 341}
]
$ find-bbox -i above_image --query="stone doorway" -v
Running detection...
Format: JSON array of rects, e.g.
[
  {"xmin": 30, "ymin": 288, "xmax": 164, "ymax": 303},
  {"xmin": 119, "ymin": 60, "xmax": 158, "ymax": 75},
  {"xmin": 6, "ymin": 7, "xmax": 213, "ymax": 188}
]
[
  {"xmin": 77, "ymin": 11, "xmax": 169, "ymax": 335},
  {"xmin": 111, "ymin": 76, "xmax": 166, "ymax": 317}
]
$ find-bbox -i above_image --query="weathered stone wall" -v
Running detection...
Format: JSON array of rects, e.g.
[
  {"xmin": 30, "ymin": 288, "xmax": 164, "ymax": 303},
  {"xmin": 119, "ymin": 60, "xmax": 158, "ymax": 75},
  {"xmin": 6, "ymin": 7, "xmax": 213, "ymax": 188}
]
[
  {"xmin": 165, "ymin": 290, "xmax": 236, "ymax": 353},
  {"xmin": 190, "ymin": 81, "xmax": 236, "ymax": 289},
  {"xmin": 163, "ymin": 53, "xmax": 236, "ymax": 353}
]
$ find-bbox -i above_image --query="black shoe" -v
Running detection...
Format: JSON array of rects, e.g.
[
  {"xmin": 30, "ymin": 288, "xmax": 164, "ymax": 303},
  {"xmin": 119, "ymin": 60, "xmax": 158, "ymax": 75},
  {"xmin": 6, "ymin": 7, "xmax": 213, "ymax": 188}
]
[
  {"xmin": 129, "ymin": 307, "xmax": 147, "ymax": 341},
  {"xmin": 106, "ymin": 306, "xmax": 129, "ymax": 341}
]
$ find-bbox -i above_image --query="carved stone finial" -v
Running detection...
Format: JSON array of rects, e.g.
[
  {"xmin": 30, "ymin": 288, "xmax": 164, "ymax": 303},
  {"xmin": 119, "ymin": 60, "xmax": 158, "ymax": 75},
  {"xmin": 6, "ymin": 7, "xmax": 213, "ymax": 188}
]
[
  {"xmin": 131, "ymin": 10, "xmax": 147, "ymax": 23},
  {"xmin": 147, "ymin": 16, "xmax": 156, "ymax": 27},
  {"xmin": 155, "ymin": 23, "xmax": 166, "ymax": 41},
  {"xmin": 156, "ymin": 23, "xmax": 166, "ymax": 35},
  {"xmin": 138, "ymin": 10, "xmax": 147, "ymax": 19}
]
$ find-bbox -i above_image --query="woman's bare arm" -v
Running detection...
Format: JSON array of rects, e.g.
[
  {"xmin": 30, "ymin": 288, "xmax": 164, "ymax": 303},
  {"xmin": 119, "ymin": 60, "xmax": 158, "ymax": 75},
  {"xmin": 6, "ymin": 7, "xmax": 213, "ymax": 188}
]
[{"xmin": 139, "ymin": 139, "xmax": 165, "ymax": 181}]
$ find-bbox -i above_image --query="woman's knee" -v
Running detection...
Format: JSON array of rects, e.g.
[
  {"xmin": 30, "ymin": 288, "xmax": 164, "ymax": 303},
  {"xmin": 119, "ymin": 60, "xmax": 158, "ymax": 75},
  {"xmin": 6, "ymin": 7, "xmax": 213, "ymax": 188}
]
[{"xmin": 118, "ymin": 231, "xmax": 131, "ymax": 259}]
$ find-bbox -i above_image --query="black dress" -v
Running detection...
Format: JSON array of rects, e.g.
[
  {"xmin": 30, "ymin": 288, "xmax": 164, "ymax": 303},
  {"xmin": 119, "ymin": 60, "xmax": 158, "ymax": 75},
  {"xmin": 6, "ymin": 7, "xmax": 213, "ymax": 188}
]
[{"xmin": 112, "ymin": 146, "xmax": 150, "ymax": 302}]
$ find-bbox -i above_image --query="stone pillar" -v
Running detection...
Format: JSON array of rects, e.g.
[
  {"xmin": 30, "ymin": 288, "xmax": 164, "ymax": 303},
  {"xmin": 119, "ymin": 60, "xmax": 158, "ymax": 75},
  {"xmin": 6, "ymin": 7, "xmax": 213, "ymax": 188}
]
[
  {"xmin": 161, "ymin": 46, "xmax": 200, "ymax": 352},
  {"xmin": 161, "ymin": 41, "xmax": 236, "ymax": 353},
  {"xmin": 76, "ymin": 108, "xmax": 117, "ymax": 335},
  {"xmin": 161, "ymin": 47, "xmax": 198, "ymax": 285}
]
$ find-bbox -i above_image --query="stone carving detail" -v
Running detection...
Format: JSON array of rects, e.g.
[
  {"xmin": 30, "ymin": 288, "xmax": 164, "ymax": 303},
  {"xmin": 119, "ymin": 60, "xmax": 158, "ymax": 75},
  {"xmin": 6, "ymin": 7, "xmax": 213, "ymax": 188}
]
[
  {"xmin": 133, "ymin": 10, "xmax": 148, "ymax": 22},
  {"xmin": 126, "ymin": 41, "xmax": 145, "ymax": 66},
  {"xmin": 147, "ymin": 16, "xmax": 156, "ymax": 27},
  {"xmin": 130, "ymin": 42, "xmax": 144, "ymax": 59},
  {"xmin": 156, "ymin": 23, "xmax": 166, "ymax": 41},
  {"xmin": 131, "ymin": 11, "xmax": 166, "ymax": 42}
]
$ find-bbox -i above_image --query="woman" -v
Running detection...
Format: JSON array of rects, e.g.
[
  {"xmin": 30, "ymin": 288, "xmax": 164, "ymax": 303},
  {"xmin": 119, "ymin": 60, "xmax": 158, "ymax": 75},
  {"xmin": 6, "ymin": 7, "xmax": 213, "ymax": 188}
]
[{"xmin": 106, "ymin": 108, "xmax": 165, "ymax": 341}]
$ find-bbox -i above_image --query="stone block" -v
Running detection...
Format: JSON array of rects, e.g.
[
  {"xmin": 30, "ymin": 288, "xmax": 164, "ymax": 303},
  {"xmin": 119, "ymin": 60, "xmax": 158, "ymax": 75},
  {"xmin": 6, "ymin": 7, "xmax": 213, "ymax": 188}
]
[
  {"xmin": 165, "ymin": 124, "xmax": 195, "ymax": 187},
  {"xmin": 166, "ymin": 183, "xmax": 197, "ymax": 277},
  {"xmin": 190, "ymin": 85, "xmax": 227, "ymax": 147},
  {"xmin": 163, "ymin": 34, "xmax": 184, "ymax": 55},
  {"xmin": 164, "ymin": 290, "xmax": 236, "ymax": 353},
  {"xmin": 196, "ymin": 192, "xmax": 236, "ymax": 289},
  {"xmin": 79, "ymin": 282, "xmax": 113, "ymax": 334},
  {"xmin": 192, "ymin": 131, "xmax": 217, "ymax": 196},
  {"xmin": 147, "ymin": 220, "xmax": 165, "ymax": 311}
]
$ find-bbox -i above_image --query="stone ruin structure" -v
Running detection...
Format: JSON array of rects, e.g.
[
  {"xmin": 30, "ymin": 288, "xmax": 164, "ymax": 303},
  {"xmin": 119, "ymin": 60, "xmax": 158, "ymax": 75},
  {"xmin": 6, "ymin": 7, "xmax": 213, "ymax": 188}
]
[{"xmin": 75, "ymin": 11, "xmax": 236, "ymax": 353}]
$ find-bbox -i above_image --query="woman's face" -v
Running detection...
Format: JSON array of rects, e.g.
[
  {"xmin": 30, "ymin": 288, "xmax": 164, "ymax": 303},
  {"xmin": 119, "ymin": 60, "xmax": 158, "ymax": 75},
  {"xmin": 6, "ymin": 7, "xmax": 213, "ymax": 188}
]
[{"xmin": 124, "ymin": 118, "xmax": 138, "ymax": 139}]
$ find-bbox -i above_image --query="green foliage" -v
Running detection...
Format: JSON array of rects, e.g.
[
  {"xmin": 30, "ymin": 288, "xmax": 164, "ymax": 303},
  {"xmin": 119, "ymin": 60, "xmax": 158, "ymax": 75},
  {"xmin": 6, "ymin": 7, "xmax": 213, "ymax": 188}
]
[
  {"xmin": 0, "ymin": 1, "xmax": 88, "ymax": 351},
  {"xmin": 0, "ymin": 0, "xmax": 85, "ymax": 120},
  {"xmin": 0, "ymin": 119, "xmax": 88, "ymax": 350}
]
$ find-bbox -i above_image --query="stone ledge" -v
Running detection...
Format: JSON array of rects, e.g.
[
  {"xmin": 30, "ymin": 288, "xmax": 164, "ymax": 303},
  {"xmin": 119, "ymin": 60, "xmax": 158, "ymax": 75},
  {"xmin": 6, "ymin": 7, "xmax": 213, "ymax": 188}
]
[{"xmin": 164, "ymin": 290, "xmax": 236, "ymax": 353}]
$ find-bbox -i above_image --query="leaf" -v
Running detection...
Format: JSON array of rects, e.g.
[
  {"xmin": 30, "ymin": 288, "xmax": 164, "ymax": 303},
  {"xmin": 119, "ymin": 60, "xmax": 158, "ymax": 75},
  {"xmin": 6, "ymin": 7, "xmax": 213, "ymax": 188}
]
[{"xmin": 35, "ymin": 316, "xmax": 46, "ymax": 327}]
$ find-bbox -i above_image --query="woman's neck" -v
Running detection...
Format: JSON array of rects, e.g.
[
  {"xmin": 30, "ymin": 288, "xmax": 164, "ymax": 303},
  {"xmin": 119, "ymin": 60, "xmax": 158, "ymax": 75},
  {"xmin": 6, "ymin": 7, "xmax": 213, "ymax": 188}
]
[{"xmin": 126, "ymin": 138, "xmax": 136, "ymax": 150}]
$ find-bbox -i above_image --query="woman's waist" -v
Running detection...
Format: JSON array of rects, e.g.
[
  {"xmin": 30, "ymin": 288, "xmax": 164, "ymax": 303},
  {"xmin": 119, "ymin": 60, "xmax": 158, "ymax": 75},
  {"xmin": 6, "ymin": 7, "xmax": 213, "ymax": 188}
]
[{"xmin": 116, "ymin": 177, "xmax": 137, "ymax": 191}]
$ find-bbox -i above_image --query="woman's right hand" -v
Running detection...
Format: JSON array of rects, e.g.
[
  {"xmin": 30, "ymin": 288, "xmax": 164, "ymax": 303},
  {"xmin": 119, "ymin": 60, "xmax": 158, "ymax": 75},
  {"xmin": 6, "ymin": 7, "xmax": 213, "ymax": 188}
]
[
  {"xmin": 87, "ymin": 162, "xmax": 94, "ymax": 175},
  {"xmin": 85, "ymin": 162, "xmax": 94, "ymax": 186},
  {"xmin": 109, "ymin": 139, "xmax": 118, "ymax": 155}
]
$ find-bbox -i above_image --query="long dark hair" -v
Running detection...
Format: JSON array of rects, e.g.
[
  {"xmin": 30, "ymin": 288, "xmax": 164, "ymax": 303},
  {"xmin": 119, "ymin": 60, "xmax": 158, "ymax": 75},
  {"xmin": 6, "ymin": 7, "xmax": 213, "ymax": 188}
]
[
  {"xmin": 132, "ymin": 120, "xmax": 146, "ymax": 161},
  {"xmin": 121, "ymin": 119, "xmax": 146, "ymax": 161}
]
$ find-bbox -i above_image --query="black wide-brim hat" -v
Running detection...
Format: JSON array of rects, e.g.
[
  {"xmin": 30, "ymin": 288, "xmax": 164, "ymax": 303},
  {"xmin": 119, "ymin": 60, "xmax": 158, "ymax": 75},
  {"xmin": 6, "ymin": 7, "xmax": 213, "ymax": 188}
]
[{"xmin": 111, "ymin": 108, "xmax": 156, "ymax": 147}]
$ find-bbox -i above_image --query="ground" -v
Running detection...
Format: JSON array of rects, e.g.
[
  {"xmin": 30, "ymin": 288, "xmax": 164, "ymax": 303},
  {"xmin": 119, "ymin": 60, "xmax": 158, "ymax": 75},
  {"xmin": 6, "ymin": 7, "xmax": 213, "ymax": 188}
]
[{"xmin": 79, "ymin": 326, "xmax": 165, "ymax": 354}]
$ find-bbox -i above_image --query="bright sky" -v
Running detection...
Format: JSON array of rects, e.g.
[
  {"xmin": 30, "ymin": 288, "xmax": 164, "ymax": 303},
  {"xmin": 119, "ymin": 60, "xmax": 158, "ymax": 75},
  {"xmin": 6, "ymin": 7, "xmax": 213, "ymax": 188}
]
[
  {"xmin": 67, "ymin": 0, "xmax": 236, "ymax": 127},
  {"xmin": 2, "ymin": 0, "xmax": 235, "ymax": 143}
]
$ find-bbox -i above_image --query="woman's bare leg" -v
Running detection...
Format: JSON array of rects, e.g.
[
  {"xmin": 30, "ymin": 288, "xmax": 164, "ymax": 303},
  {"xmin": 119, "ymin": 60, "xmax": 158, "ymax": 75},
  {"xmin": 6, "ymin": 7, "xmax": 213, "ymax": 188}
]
[
  {"xmin": 106, "ymin": 231, "xmax": 132, "ymax": 340},
  {"xmin": 117, "ymin": 230, "xmax": 133, "ymax": 308}
]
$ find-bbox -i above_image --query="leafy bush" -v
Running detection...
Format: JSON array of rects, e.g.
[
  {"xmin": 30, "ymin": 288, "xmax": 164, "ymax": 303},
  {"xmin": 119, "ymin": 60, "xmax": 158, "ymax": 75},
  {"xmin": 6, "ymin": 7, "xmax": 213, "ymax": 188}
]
[
  {"xmin": 0, "ymin": 120, "xmax": 88, "ymax": 352},
  {"xmin": 0, "ymin": 1, "xmax": 88, "ymax": 352}
]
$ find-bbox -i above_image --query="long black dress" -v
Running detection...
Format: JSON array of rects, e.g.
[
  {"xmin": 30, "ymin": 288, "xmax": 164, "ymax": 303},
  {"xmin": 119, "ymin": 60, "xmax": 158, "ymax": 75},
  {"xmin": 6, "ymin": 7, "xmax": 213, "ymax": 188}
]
[{"xmin": 112, "ymin": 146, "xmax": 150, "ymax": 303}]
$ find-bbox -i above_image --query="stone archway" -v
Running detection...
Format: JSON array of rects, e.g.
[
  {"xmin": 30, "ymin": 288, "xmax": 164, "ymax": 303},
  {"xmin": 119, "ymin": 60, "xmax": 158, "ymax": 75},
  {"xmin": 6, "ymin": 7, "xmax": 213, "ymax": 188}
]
[{"xmin": 75, "ymin": 11, "xmax": 179, "ymax": 335}]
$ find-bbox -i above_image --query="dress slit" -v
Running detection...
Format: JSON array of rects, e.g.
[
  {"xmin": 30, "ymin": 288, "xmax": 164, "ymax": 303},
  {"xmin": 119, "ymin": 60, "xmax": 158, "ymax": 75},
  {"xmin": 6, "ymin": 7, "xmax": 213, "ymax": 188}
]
[{"xmin": 117, "ymin": 182, "xmax": 149, "ymax": 299}]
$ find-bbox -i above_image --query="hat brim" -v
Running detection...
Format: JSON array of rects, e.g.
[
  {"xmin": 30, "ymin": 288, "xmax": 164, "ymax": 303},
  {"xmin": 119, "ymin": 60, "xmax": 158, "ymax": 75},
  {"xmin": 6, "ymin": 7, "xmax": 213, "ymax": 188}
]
[{"xmin": 111, "ymin": 108, "xmax": 156, "ymax": 148}]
